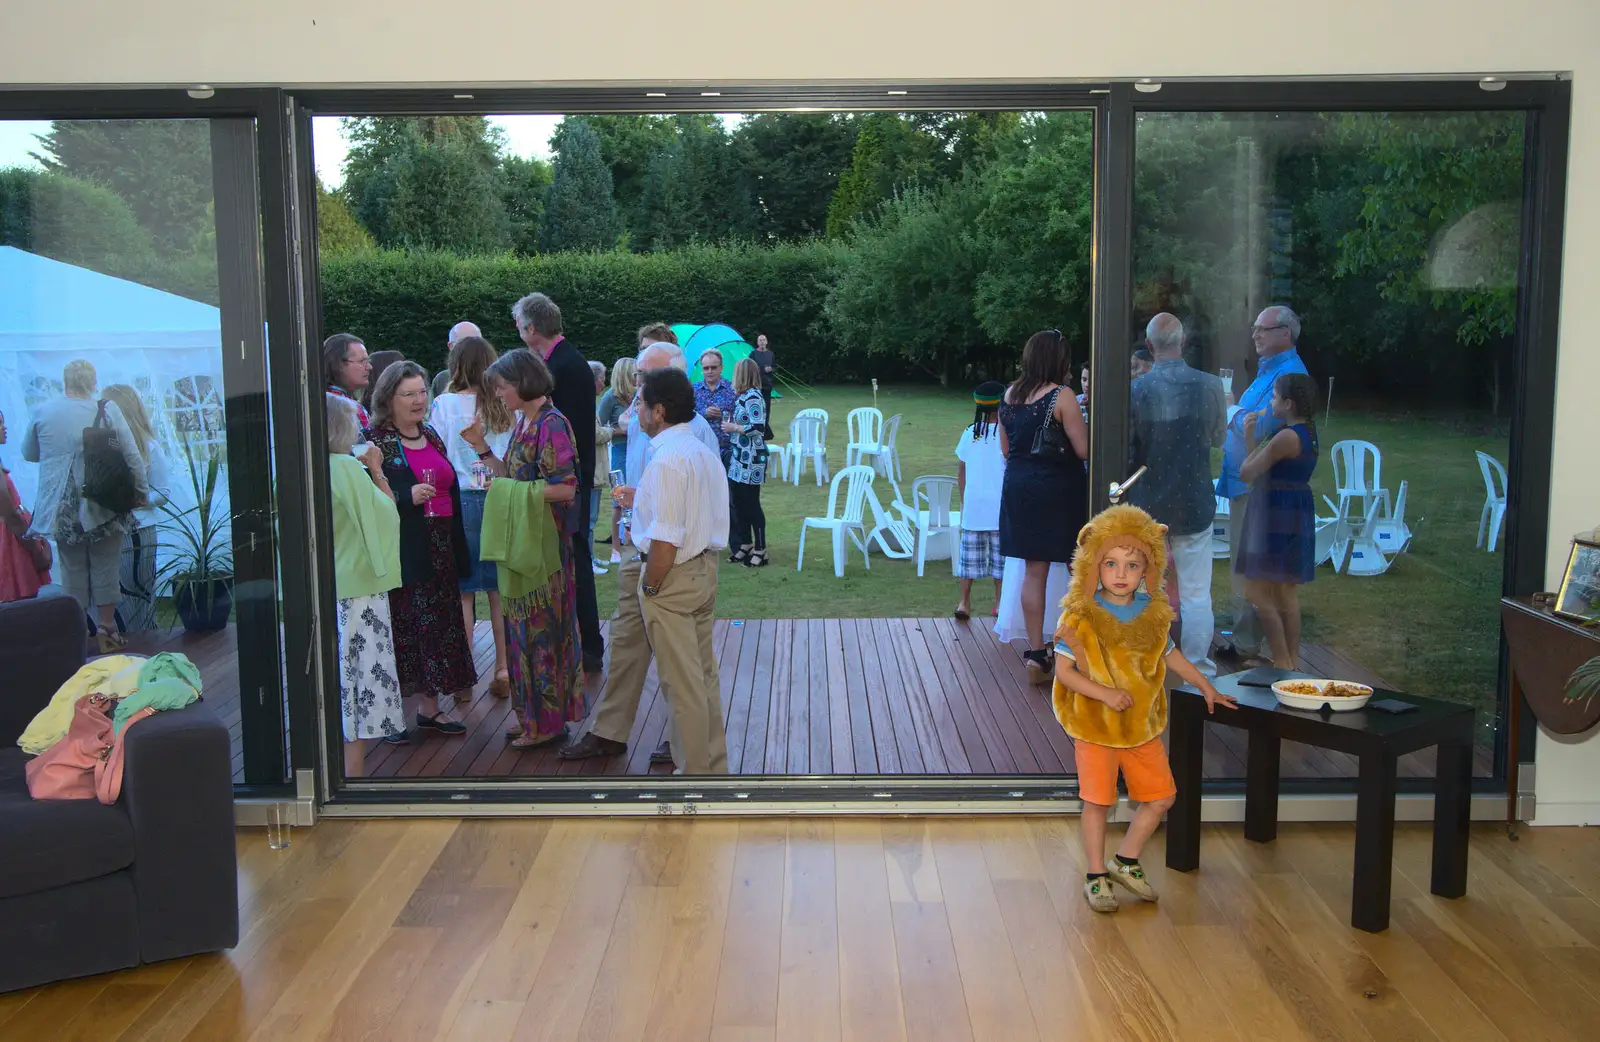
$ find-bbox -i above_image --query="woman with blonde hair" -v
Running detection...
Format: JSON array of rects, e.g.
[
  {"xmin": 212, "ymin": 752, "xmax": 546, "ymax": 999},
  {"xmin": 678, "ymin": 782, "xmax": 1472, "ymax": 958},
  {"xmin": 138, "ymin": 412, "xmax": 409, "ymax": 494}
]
[
  {"xmin": 428, "ymin": 335, "xmax": 515, "ymax": 697},
  {"xmin": 102, "ymin": 384, "xmax": 170, "ymax": 634},
  {"xmin": 326, "ymin": 393, "xmax": 405, "ymax": 775},
  {"xmin": 723, "ymin": 357, "xmax": 770, "ymax": 566},
  {"xmin": 597, "ymin": 356, "xmax": 637, "ymax": 565},
  {"xmin": 23, "ymin": 359, "xmax": 148, "ymax": 650}
]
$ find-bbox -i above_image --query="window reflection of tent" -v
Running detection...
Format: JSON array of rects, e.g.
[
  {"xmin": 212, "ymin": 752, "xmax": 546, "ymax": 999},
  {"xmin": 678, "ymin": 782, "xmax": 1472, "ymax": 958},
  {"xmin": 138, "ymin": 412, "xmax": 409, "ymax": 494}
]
[{"xmin": 0, "ymin": 245, "xmax": 230, "ymax": 549}]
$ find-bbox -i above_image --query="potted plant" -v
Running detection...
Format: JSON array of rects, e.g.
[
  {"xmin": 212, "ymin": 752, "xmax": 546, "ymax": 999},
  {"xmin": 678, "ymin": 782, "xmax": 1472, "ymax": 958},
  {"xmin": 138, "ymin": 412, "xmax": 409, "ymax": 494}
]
[{"xmin": 157, "ymin": 439, "xmax": 234, "ymax": 632}]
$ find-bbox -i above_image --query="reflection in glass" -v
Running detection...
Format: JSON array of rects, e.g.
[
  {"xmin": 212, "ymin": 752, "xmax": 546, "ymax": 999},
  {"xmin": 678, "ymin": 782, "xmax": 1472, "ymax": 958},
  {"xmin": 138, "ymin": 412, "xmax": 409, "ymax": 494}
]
[{"xmin": 1131, "ymin": 111, "xmax": 1524, "ymax": 777}]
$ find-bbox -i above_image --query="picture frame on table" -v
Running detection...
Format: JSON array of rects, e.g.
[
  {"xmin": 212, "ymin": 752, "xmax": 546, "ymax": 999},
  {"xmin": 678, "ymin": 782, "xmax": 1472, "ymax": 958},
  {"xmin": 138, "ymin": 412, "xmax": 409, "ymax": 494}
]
[{"xmin": 1552, "ymin": 537, "xmax": 1600, "ymax": 623}]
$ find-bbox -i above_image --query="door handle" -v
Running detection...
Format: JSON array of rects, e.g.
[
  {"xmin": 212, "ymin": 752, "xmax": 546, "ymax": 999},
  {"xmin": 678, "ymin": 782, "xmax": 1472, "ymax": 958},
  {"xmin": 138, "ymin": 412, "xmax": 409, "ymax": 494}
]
[{"xmin": 1110, "ymin": 466, "xmax": 1147, "ymax": 504}]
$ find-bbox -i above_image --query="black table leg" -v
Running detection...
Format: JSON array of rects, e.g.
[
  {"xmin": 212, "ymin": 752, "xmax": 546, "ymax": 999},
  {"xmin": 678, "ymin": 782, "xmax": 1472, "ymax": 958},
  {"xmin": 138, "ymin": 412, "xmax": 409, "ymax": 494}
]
[
  {"xmin": 1166, "ymin": 693, "xmax": 1204, "ymax": 872},
  {"xmin": 1431, "ymin": 729, "xmax": 1473, "ymax": 899},
  {"xmin": 1352, "ymin": 749, "xmax": 1398, "ymax": 932},
  {"xmin": 1245, "ymin": 729, "xmax": 1281, "ymax": 843}
]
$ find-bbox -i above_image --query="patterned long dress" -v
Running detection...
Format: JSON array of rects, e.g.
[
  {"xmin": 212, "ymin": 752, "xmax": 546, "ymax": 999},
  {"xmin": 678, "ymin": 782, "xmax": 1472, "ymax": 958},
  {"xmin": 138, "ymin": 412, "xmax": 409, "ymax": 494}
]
[{"xmin": 504, "ymin": 402, "xmax": 586, "ymax": 741}]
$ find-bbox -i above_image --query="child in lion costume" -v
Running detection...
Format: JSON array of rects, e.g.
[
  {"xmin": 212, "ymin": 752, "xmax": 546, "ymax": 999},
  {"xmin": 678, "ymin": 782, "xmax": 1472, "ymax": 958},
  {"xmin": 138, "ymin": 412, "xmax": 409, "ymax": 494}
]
[{"xmin": 1052, "ymin": 504, "xmax": 1235, "ymax": 912}]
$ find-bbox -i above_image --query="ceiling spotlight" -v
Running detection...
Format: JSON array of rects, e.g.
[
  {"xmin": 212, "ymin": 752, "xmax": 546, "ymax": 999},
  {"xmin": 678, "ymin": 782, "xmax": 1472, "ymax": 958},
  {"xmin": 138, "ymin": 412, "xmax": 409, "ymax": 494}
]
[
  {"xmin": 186, "ymin": 85, "xmax": 215, "ymax": 100},
  {"xmin": 1133, "ymin": 79, "xmax": 1162, "ymax": 93},
  {"xmin": 1479, "ymin": 76, "xmax": 1508, "ymax": 92}
]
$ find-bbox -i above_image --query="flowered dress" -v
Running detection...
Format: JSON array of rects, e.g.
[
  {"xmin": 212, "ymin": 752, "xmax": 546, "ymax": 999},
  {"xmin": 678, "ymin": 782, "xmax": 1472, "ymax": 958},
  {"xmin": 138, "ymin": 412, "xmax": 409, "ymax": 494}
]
[{"xmin": 504, "ymin": 402, "xmax": 586, "ymax": 741}]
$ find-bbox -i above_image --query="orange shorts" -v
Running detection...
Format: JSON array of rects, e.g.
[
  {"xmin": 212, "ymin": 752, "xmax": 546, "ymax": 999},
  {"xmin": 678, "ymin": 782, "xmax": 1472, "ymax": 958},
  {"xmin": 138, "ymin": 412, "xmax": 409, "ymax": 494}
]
[{"xmin": 1074, "ymin": 737, "xmax": 1176, "ymax": 807}]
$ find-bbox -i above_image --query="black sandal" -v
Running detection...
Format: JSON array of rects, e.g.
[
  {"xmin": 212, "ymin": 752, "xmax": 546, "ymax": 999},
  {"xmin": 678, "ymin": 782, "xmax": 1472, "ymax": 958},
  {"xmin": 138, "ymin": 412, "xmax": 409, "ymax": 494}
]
[
  {"xmin": 1022, "ymin": 648, "xmax": 1053, "ymax": 686},
  {"xmin": 744, "ymin": 549, "xmax": 768, "ymax": 567},
  {"xmin": 416, "ymin": 712, "xmax": 466, "ymax": 735},
  {"xmin": 730, "ymin": 544, "xmax": 752, "ymax": 564}
]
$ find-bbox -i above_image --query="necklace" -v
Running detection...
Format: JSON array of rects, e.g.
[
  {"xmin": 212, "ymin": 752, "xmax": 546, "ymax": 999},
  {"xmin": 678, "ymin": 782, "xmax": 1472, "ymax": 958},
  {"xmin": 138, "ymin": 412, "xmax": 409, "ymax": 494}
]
[{"xmin": 398, "ymin": 426, "xmax": 425, "ymax": 443}]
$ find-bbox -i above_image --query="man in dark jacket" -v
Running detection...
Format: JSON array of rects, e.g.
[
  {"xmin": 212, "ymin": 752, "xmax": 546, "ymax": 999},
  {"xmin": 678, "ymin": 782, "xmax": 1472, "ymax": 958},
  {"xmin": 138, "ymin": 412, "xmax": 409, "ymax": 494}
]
[{"xmin": 512, "ymin": 292, "xmax": 604, "ymax": 671}]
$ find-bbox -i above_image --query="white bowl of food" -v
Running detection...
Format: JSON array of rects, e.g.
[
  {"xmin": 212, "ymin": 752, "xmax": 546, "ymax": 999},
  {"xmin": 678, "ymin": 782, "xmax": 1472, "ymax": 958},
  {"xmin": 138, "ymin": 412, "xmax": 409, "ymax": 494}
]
[{"xmin": 1271, "ymin": 678, "xmax": 1375, "ymax": 712}]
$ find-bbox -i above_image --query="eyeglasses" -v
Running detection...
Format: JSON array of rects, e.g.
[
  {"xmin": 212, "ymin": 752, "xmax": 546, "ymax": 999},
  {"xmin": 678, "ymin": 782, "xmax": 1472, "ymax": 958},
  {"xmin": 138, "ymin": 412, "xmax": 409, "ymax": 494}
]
[
  {"xmin": 395, "ymin": 389, "xmax": 428, "ymax": 401},
  {"xmin": 345, "ymin": 356, "xmax": 372, "ymax": 367},
  {"xmin": 1252, "ymin": 323, "xmax": 1287, "ymax": 335}
]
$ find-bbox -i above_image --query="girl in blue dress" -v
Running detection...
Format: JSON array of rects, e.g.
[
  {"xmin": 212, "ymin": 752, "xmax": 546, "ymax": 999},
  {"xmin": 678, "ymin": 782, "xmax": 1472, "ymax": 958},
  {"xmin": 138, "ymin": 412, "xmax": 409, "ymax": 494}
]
[{"xmin": 1234, "ymin": 372, "xmax": 1319, "ymax": 670}]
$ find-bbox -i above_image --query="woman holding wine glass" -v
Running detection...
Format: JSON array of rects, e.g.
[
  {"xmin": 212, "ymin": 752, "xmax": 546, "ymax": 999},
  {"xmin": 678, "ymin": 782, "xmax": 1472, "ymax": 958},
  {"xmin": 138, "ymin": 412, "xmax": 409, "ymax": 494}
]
[{"xmin": 363, "ymin": 362, "xmax": 474, "ymax": 742}]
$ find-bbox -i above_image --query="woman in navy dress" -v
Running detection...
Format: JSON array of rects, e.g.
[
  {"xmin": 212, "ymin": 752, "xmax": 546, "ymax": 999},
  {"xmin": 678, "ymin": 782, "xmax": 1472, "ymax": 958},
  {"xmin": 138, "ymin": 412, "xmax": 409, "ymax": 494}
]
[
  {"xmin": 998, "ymin": 330, "xmax": 1089, "ymax": 684},
  {"xmin": 1234, "ymin": 372, "xmax": 1319, "ymax": 671}
]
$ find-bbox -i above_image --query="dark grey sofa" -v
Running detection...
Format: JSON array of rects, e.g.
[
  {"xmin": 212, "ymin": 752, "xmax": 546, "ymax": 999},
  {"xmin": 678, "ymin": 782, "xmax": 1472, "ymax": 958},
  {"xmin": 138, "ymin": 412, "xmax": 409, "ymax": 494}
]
[{"xmin": 0, "ymin": 594, "xmax": 239, "ymax": 993}]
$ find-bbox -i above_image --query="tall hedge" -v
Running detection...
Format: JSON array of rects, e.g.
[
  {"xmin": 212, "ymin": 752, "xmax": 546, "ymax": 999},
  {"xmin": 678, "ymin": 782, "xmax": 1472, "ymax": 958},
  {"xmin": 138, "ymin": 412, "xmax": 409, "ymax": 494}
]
[{"xmin": 318, "ymin": 241, "xmax": 914, "ymax": 383}]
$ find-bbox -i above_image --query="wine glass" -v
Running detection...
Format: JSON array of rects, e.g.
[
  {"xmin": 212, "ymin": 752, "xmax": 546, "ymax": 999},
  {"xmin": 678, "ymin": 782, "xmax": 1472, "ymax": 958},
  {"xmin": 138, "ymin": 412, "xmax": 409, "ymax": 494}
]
[
  {"xmin": 1219, "ymin": 368, "xmax": 1234, "ymax": 397},
  {"xmin": 420, "ymin": 468, "xmax": 439, "ymax": 515}
]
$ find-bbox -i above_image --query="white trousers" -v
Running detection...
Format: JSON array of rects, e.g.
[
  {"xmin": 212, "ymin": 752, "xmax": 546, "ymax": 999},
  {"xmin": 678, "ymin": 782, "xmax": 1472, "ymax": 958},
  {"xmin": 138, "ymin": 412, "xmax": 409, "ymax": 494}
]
[{"xmin": 1169, "ymin": 528, "xmax": 1217, "ymax": 676}]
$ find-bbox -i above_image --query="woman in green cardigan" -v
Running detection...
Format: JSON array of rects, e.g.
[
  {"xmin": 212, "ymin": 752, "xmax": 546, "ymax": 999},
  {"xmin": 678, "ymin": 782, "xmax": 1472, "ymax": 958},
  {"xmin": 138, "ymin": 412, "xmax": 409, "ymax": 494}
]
[{"xmin": 327, "ymin": 394, "xmax": 406, "ymax": 777}]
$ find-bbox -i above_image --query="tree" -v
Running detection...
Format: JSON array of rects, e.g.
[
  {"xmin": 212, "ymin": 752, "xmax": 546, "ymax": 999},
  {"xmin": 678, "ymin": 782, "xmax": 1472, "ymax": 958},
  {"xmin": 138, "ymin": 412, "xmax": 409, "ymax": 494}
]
[
  {"xmin": 822, "ymin": 182, "xmax": 990, "ymax": 383},
  {"xmin": 825, "ymin": 114, "xmax": 944, "ymax": 238},
  {"xmin": 340, "ymin": 117, "xmax": 506, "ymax": 250},
  {"xmin": 500, "ymin": 155, "xmax": 553, "ymax": 255},
  {"xmin": 539, "ymin": 118, "xmax": 621, "ymax": 252},
  {"xmin": 972, "ymin": 113, "xmax": 1096, "ymax": 349},
  {"xmin": 733, "ymin": 114, "xmax": 859, "ymax": 241},
  {"xmin": 0, "ymin": 167, "xmax": 159, "ymax": 275},
  {"xmin": 632, "ymin": 141, "xmax": 698, "ymax": 252},
  {"xmin": 315, "ymin": 180, "xmax": 373, "ymax": 254},
  {"xmin": 32, "ymin": 119, "xmax": 213, "ymax": 258},
  {"xmin": 574, "ymin": 115, "xmax": 678, "ymax": 229}
]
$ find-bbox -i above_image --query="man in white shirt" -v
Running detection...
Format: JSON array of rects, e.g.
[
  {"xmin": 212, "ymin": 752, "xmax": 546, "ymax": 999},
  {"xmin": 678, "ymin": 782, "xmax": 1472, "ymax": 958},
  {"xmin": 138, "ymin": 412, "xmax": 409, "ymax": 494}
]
[
  {"xmin": 628, "ymin": 367, "xmax": 731, "ymax": 773},
  {"xmin": 558, "ymin": 340, "xmax": 721, "ymax": 766}
]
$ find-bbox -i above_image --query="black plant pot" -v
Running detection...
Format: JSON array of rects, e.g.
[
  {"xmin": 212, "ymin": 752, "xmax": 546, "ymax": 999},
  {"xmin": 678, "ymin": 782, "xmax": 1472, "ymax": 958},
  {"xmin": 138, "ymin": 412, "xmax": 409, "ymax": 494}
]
[{"xmin": 173, "ymin": 577, "xmax": 234, "ymax": 632}]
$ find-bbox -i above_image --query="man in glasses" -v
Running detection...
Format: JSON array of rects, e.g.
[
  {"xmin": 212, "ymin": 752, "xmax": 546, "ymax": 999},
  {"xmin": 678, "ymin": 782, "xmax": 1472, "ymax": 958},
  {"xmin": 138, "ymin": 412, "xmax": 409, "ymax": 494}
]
[
  {"xmin": 1215, "ymin": 305, "xmax": 1309, "ymax": 661},
  {"xmin": 323, "ymin": 332, "xmax": 372, "ymax": 426}
]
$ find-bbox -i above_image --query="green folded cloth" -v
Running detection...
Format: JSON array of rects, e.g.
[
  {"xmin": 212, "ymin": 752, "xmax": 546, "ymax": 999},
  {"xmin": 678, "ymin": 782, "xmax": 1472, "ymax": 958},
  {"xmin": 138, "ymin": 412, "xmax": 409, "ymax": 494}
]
[
  {"xmin": 115, "ymin": 652, "xmax": 202, "ymax": 732},
  {"xmin": 480, "ymin": 478, "xmax": 564, "ymax": 599}
]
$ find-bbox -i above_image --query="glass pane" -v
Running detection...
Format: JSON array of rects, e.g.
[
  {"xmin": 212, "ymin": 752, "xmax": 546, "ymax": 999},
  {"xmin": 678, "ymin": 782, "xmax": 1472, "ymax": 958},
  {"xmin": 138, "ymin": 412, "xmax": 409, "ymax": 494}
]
[
  {"xmin": 313, "ymin": 110, "xmax": 1098, "ymax": 782},
  {"xmin": 0, "ymin": 117, "xmax": 284, "ymax": 784},
  {"xmin": 1130, "ymin": 110, "xmax": 1522, "ymax": 780}
]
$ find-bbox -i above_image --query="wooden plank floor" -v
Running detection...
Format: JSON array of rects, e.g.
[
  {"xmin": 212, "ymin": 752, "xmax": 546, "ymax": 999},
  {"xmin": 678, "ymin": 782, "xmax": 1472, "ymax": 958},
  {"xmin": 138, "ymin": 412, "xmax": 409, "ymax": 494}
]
[
  {"xmin": 3, "ymin": 816, "xmax": 1596, "ymax": 1041},
  {"xmin": 119, "ymin": 619, "xmax": 1492, "ymax": 782}
]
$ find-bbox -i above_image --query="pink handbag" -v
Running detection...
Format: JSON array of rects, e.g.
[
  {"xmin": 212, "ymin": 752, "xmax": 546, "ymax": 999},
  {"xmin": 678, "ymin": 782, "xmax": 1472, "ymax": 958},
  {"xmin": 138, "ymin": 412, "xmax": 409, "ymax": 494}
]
[{"xmin": 24, "ymin": 695, "xmax": 155, "ymax": 804}]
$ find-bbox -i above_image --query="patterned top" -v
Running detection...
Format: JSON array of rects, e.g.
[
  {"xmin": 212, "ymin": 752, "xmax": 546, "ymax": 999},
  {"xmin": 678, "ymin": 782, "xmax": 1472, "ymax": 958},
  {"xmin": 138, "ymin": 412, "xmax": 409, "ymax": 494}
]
[
  {"xmin": 328, "ymin": 384, "xmax": 369, "ymax": 427},
  {"xmin": 694, "ymin": 378, "xmax": 738, "ymax": 454},
  {"xmin": 727, "ymin": 388, "xmax": 768, "ymax": 485},
  {"xmin": 506, "ymin": 402, "xmax": 581, "ymax": 543}
]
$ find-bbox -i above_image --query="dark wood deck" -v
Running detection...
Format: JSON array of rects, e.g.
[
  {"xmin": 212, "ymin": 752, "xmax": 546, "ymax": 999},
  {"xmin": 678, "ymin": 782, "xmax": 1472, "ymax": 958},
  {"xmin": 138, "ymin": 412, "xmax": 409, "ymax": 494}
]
[{"xmin": 119, "ymin": 618, "xmax": 1492, "ymax": 783}]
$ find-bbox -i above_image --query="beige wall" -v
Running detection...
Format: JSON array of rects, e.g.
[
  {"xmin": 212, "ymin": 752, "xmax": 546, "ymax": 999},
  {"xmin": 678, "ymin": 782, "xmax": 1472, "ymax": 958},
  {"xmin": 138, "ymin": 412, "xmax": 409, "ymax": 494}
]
[{"xmin": 4, "ymin": 0, "xmax": 1598, "ymax": 814}]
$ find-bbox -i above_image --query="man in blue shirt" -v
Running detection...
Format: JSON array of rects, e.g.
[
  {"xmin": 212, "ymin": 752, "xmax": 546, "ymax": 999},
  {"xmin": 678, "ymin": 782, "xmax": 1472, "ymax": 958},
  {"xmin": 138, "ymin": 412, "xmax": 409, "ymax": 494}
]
[{"xmin": 1218, "ymin": 305, "xmax": 1309, "ymax": 658}]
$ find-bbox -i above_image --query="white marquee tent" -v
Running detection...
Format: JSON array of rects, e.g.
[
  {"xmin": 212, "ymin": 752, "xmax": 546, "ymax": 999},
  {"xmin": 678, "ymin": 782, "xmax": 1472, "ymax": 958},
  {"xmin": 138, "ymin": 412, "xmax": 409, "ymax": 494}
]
[{"xmin": 0, "ymin": 246, "xmax": 231, "ymax": 567}]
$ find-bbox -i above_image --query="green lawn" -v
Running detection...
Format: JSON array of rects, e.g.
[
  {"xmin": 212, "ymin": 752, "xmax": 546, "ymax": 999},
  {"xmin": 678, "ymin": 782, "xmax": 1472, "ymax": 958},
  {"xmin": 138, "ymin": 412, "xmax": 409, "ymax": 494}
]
[{"xmin": 578, "ymin": 386, "xmax": 1509, "ymax": 739}]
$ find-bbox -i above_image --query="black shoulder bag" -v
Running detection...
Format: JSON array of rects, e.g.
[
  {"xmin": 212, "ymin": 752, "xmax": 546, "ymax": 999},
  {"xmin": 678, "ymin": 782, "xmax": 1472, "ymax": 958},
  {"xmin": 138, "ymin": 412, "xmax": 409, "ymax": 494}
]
[
  {"xmin": 81, "ymin": 400, "xmax": 141, "ymax": 515},
  {"xmin": 1029, "ymin": 387, "xmax": 1076, "ymax": 465}
]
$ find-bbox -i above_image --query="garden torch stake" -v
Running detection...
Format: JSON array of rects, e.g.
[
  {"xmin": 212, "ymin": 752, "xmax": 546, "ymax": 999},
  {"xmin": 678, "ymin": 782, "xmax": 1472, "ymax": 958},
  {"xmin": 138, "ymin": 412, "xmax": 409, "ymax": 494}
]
[
  {"xmin": 1325, "ymin": 376, "xmax": 1335, "ymax": 427},
  {"xmin": 871, "ymin": 378, "xmax": 878, "ymax": 411}
]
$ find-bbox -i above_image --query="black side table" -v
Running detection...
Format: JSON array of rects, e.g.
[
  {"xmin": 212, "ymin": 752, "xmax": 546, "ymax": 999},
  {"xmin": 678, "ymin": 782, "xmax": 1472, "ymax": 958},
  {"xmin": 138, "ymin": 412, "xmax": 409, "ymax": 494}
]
[{"xmin": 1165, "ymin": 672, "xmax": 1475, "ymax": 932}]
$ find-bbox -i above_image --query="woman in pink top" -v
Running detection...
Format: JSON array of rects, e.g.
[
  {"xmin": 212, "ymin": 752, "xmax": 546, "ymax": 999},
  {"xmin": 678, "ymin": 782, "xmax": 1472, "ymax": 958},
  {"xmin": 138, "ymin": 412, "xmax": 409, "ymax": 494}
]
[
  {"xmin": 363, "ymin": 362, "xmax": 475, "ymax": 743},
  {"xmin": 0, "ymin": 408, "xmax": 51, "ymax": 602}
]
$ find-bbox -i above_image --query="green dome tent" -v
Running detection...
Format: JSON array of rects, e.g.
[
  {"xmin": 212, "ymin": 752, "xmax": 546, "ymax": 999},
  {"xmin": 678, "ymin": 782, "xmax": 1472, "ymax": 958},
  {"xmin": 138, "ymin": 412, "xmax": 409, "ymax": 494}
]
[{"xmin": 677, "ymin": 322, "xmax": 754, "ymax": 382}]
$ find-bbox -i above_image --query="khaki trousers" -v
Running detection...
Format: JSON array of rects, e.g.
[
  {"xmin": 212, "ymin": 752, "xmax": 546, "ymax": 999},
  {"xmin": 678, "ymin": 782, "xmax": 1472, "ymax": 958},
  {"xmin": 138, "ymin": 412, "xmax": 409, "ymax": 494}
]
[
  {"xmin": 588, "ymin": 555, "xmax": 654, "ymax": 745},
  {"xmin": 1227, "ymin": 493, "xmax": 1263, "ymax": 656},
  {"xmin": 638, "ymin": 553, "xmax": 729, "ymax": 774}
]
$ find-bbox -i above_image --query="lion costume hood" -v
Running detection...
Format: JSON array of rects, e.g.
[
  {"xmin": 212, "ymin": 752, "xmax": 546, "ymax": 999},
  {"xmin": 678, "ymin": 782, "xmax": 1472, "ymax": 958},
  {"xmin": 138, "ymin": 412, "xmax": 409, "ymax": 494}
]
[{"xmin": 1051, "ymin": 504, "xmax": 1175, "ymax": 749}]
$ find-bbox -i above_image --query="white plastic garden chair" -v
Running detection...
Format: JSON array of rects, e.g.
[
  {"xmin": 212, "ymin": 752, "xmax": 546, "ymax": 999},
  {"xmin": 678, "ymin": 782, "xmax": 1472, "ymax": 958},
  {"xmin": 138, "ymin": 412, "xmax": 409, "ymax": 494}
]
[
  {"xmin": 893, "ymin": 475, "xmax": 962, "ymax": 576},
  {"xmin": 872, "ymin": 413, "xmax": 904, "ymax": 483},
  {"xmin": 1315, "ymin": 494, "xmax": 1347, "ymax": 570},
  {"xmin": 1372, "ymin": 479, "xmax": 1413, "ymax": 556},
  {"xmin": 861, "ymin": 485, "xmax": 916, "ymax": 561},
  {"xmin": 1343, "ymin": 496, "xmax": 1397, "ymax": 577},
  {"xmin": 767, "ymin": 441, "xmax": 789, "ymax": 482},
  {"xmin": 1330, "ymin": 439, "xmax": 1391, "ymax": 526},
  {"xmin": 786, "ymin": 412, "xmax": 830, "ymax": 486},
  {"xmin": 1475, "ymin": 451, "xmax": 1508, "ymax": 552},
  {"xmin": 845, "ymin": 407, "xmax": 885, "ymax": 469},
  {"xmin": 797, "ymin": 465, "xmax": 875, "ymax": 577}
]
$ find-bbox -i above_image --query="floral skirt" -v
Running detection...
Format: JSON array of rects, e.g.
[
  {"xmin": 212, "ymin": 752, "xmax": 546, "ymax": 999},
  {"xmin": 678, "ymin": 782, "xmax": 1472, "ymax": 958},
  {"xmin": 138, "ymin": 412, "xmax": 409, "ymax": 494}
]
[
  {"xmin": 389, "ymin": 517, "xmax": 477, "ymax": 698},
  {"xmin": 505, "ymin": 563, "xmax": 585, "ymax": 740},
  {"xmin": 337, "ymin": 593, "xmax": 405, "ymax": 741}
]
